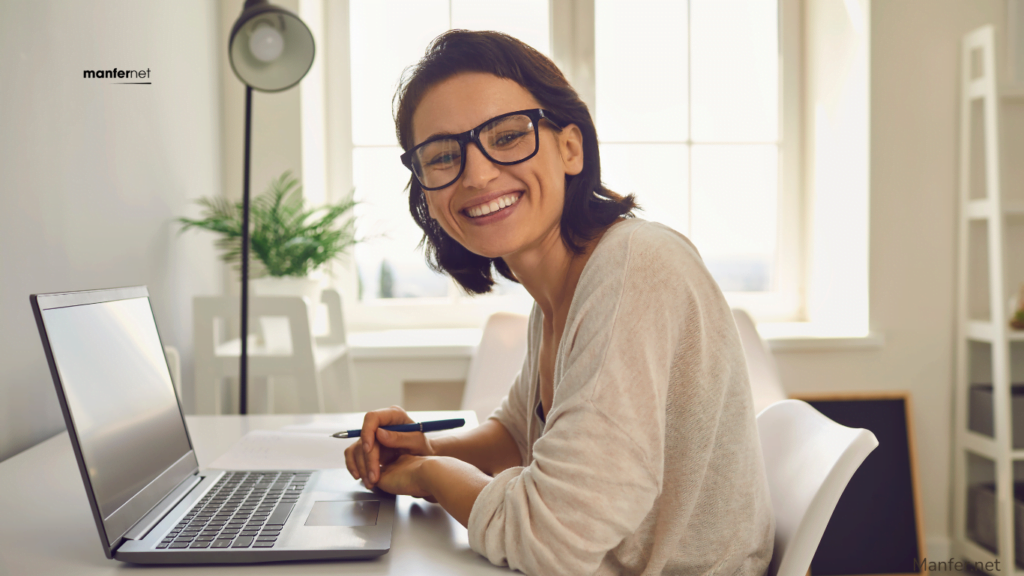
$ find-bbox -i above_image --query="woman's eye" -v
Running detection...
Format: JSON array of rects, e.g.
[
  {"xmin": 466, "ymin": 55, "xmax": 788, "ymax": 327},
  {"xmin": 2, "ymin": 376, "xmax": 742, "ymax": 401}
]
[
  {"xmin": 494, "ymin": 131, "xmax": 527, "ymax": 146},
  {"xmin": 426, "ymin": 152, "xmax": 459, "ymax": 167}
]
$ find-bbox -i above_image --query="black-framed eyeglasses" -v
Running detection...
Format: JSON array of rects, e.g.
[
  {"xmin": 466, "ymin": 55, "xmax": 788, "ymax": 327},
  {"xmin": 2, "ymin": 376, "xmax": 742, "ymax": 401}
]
[{"xmin": 400, "ymin": 108, "xmax": 561, "ymax": 191}]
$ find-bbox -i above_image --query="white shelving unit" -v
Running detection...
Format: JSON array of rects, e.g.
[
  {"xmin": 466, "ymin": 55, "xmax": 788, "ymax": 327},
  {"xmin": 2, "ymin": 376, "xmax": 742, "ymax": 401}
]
[{"xmin": 952, "ymin": 25, "xmax": 1024, "ymax": 571}]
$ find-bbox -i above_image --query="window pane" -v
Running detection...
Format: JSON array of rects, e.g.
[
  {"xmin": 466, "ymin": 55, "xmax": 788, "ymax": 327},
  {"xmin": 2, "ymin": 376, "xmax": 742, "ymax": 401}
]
[
  {"xmin": 690, "ymin": 0, "xmax": 778, "ymax": 142},
  {"xmin": 451, "ymin": 0, "xmax": 550, "ymax": 56},
  {"xmin": 595, "ymin": 0, "xmax": 688, "ymax": 142},
  {"xmin": 599, "ymin": 143, "xmax": 689, "ymax": 235},
  {"xmin": 690, "ymin": 145, "xmax": 777, "ymax": 292},
  {"xmin": 350, "ymin": 0, "xmax": 449, "ymax": 147},
  {"xmin": 353, "ymin": 147, "xmax": 449, "ymax": 299}
]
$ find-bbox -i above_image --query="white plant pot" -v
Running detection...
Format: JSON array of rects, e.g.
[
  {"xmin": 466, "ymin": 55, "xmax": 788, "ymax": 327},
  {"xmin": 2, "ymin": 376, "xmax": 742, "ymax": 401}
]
[{"xmin": 251, "ymin": 275, "xmax": 322, "ymax": 351}]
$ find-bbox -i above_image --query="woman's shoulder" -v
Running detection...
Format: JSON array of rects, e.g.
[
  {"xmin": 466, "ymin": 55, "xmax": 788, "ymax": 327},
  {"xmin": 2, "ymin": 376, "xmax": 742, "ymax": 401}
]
[{"xmin": 589, "ymin": 218, "xmax": 707, "ymax": 281}]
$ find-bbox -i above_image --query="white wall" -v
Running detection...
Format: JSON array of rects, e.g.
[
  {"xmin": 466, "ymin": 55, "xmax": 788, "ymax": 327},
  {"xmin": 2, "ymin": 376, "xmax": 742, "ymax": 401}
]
[
  {"xmin": 0, "ymin": 0, "xmax": 224, "ymax": 461},
  {"xmin": 778, "ymin": 0, "xmax": 1009, "ymax": 555}
]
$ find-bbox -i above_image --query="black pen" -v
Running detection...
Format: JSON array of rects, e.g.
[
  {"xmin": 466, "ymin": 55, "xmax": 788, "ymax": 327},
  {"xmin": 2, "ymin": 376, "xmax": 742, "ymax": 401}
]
[{"xmin": 331, "ymin": 418, "xmax": 465, "ymax": 439}]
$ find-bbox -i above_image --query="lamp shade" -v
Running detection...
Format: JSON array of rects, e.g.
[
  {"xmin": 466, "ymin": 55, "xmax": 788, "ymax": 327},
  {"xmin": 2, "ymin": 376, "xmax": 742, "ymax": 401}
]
[{"xmin": 228, "ymin": 0, "xmax": 315, "ymax": 92}]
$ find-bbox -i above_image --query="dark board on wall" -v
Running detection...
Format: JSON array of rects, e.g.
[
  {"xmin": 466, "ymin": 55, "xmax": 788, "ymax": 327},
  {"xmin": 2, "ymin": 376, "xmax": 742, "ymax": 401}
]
[{"xmin": 792, "ymin": 392, "xmax": 926, "ymax": 576}]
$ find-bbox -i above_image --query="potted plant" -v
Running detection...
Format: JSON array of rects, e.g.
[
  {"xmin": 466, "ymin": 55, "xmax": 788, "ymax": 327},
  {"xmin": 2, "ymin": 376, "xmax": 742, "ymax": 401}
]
[{"xmin": 179, "ymin": 170, "xmax": 359, "ymax": 331}]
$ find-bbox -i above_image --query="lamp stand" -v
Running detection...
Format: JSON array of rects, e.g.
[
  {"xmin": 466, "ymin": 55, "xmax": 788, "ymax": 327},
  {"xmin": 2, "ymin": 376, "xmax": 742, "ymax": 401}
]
[{"xmin": 240, "ymin": 85, "xmax": 253, "ymax": 415}]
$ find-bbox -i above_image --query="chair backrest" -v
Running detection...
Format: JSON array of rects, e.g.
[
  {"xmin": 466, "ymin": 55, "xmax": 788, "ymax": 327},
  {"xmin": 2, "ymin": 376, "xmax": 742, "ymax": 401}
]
[
  {"xmin": 461, "ymin": 312, "xmax": 529, "ymax": 423},
  {"xmin": 757, "ymin": 400, "xmax": 879, "ymax": 576},
  {"xmin": 193, "ymin": 295, "xmax": 316, "ymax": 361},
  {"xmin": 163, "ymin": 345, "xmax": 181, "ymax": 397},
  {"xmin": 732, "ymin": 308, "xmax": 787, "ymax": 414}
]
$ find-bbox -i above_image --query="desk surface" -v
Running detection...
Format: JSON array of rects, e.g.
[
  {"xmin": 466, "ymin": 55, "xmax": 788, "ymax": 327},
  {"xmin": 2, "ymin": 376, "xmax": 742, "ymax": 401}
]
[{"xmin": 0, "ymin": 411, "xmax": 511, "ymax": 576}]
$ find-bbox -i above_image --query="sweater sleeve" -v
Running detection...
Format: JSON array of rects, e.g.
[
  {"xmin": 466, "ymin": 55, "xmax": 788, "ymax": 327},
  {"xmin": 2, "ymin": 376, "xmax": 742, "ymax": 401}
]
[{"xmin": 467, "ymin": 223, "xmax": 706, "ymax": 575}]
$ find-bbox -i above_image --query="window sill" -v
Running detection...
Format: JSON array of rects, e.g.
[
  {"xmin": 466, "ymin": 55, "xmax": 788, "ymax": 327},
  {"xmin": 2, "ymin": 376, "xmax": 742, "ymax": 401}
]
[
  {"xmin": 346, "ymin": 328, "xmax": 482, "ymax": 360},
  {"xmin": 756, "ymin": 322, "xmax": 885, "ymax": 352},
  {"xmin": 345, "ymin": 323, "xmax": 884, "ymax": 361}
]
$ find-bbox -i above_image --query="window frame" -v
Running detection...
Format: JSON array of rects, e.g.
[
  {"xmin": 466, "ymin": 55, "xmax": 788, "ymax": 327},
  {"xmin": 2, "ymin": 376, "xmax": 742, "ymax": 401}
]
[{"xmin": 323, "ymin": 0, "xmax": 805, "ymax": 331}]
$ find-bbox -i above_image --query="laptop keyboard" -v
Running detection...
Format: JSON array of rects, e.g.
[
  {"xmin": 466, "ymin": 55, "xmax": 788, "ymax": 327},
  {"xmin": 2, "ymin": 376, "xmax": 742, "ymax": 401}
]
[{"xmin": 156, "ymin": 471, "xmax": 311, "ymax": 550}]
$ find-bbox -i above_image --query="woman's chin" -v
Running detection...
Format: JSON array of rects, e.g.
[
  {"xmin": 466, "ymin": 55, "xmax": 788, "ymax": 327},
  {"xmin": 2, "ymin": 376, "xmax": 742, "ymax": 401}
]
[{"xmin": 467, "ymin": 245, "xmax": 514, "ymax": 260}]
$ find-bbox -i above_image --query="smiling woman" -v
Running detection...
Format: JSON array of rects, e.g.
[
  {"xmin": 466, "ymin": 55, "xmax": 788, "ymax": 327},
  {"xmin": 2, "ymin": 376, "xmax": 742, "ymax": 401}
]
[
  {"xmin": 343, "ymin": 30, "xmax": 774, "ymax": 576},
  {"xmin": 395, "ymin": 37, "xmax": 637, "ymax": 294}
]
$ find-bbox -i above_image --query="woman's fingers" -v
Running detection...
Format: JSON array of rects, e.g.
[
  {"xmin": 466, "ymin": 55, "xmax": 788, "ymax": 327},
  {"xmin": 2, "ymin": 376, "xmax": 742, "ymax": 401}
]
[
  {"xmin": 376, "ymin": 428, "xmax": 430, "ymax": 455},
  {"xmin": 361, "ymin": 406, "xmax": 415, "ymax": 484}
]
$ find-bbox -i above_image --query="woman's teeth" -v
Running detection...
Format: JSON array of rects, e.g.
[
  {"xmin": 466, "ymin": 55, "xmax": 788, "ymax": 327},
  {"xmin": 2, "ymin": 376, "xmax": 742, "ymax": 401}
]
[{"xmin": 466, "ymin": 192, "xmax": 521, "ymax": 218}]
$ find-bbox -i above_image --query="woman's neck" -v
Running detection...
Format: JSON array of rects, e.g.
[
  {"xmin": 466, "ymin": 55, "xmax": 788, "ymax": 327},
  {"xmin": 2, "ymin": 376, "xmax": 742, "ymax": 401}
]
[{"xmin": 503, "ymin": 220, "xmax": 619, "ymax": 322}]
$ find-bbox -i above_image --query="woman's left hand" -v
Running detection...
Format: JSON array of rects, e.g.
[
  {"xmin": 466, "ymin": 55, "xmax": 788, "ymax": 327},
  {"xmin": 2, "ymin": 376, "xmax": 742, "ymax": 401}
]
[{"xmin": 375, "ymin": 454, "xmax": 437, "ymax": 502}]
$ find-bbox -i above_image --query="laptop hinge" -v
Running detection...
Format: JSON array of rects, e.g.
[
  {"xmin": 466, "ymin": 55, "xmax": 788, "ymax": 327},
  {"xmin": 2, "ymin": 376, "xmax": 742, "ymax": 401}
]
[{"xmin": 123, "ymin": 472, "xmax": 207, "ymax": 541}]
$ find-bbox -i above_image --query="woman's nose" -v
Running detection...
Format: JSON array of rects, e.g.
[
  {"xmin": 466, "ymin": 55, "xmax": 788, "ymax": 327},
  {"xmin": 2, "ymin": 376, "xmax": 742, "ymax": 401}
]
[{"xmin": 460, "ymin": 142, "xmax": 500, "ymax": 188}]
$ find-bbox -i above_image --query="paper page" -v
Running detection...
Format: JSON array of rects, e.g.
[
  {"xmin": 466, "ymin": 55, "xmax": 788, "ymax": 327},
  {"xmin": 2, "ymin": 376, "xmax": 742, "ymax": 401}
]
[
  {"xmin": 207, "ymin": 430, "xmax": 354, "ymax": 470},
  {"xmin": 280, "ymin": 417, "xmax": 365, "ymax": 436}
]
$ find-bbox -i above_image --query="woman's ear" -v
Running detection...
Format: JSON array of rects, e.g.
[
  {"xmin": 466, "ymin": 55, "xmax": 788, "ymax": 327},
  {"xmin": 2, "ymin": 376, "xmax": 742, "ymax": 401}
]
[{"xmin": 558, "ymin": 124, "xmax": 584, "ymax": 177}]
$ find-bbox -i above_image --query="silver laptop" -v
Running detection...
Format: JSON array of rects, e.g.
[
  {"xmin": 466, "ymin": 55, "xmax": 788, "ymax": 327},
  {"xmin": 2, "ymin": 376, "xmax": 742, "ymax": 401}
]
[{"xmin": 30, "ymin": 286, "xmax": 394, "ymax": 564}]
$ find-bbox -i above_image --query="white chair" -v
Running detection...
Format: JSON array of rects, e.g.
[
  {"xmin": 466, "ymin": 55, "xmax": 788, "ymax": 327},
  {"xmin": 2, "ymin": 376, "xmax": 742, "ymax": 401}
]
[
  {"xmin": 461, "ymin": 312, "xmax": 529, "ymax": 423},
  {"xmin": 757, "ymin": 400, "xmax": 879, "ymax": 576},
  {"xmin": 733, "ymin": 308, "xmax": 787, "ymax": 414},
  {"xmin": 193, "ymin": 288, "xmax": 356, "ymax": 415},
  {"xmin": 164, "ymin": 345, "xmax": 181, "ymax": 397}
]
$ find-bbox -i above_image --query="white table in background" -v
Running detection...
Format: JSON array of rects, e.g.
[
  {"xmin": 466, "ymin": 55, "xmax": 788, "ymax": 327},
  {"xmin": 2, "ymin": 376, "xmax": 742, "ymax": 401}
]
[{"xmin": 0, "ymin": 410, "xmax": 514, "ymax": 576}]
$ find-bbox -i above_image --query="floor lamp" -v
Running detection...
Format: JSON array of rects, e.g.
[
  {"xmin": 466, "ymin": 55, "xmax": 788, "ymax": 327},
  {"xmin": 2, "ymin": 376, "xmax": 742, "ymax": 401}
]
[{"xmin": 227, "ymin": 0, "xmax": 315, "ymax": 414}]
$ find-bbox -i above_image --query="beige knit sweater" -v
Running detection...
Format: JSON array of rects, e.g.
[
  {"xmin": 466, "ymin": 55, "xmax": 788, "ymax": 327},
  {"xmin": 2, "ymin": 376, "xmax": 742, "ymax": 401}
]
[{"xmin": 467, "ymin": 219, "xmax": 774, "ymax": 575}]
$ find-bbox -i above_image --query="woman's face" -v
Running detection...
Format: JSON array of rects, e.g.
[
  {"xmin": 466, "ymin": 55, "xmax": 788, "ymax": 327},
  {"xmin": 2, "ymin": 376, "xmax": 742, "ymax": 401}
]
[{"xmin": 410, "ymin": 72, "xmax": 583, "ymax": 260}]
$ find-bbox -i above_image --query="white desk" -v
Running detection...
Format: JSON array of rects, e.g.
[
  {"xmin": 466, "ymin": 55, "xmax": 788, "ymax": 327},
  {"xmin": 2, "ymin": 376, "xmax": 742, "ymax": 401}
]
[{"xmin": 0, "ymin": 411, "xmax": 512, "ymax": 576}]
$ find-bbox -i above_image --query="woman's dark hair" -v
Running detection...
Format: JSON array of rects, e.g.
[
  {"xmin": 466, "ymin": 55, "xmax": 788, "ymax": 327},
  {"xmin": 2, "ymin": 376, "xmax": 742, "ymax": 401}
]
[{"xmin": 394, "ymin": 29, "xmax": 637, "ymax": 294}]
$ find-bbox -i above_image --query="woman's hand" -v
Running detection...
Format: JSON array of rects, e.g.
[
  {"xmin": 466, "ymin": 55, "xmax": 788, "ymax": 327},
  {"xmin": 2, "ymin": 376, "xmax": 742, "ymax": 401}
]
[
  {"xmin": 375, "ymin": 454, "xmax": 437, "ymax": 501},
  {"xmin": 343, "ymin": 406, "xmax": 436, "ymax": 489}
]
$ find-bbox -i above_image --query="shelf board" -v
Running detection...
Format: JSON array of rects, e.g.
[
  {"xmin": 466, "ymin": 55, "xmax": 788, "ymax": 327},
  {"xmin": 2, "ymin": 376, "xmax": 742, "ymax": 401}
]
[
  {"xmin": 964, "ymin": 429, "xmax": 998, "ymax": 458},
  {"xmin": 966, "ymin": 320, "xmax": 1024, "ymax": 342},
  {"xmin": 968, "ymin": 199, "xmax": 992, "ymax": 219},
  {"xmin": 968, "ymin": 321, "xmax": 994, "ymax": 341},
  {"xmin": 964, "ymin": 199, "xmax": 1024, "ymax": 219},
  {"xmin": 958, "ymin": 538, "xmax": 1000, "ymax": 569}
]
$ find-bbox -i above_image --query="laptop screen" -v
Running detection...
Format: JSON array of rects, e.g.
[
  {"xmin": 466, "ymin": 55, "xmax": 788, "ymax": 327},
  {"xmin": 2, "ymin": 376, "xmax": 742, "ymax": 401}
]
[{"xmin": 40, "ymin": 296, "xmax": 192, "ymax": 526}]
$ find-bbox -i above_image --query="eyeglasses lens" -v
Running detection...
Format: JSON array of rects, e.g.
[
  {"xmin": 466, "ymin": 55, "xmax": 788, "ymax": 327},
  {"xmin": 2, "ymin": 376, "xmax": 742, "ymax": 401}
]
[{"xmin": 413, "ymin": 114, "xmax": 537, "ymax": 189}]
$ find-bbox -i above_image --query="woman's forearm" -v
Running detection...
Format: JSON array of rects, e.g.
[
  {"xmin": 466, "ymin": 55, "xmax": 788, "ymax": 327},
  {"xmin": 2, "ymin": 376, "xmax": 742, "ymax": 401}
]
[
  {"xmin": 420, "ymin": 456, "xmax": 491, "ymax": 527},
  {"xmin": 429, "ymin": 418, "xmax": 522, "ymax": 476}
]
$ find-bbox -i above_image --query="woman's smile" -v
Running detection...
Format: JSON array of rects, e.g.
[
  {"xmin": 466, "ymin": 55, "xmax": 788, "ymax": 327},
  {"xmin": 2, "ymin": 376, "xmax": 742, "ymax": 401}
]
[{"xmin": 462, "ymin": 191, "xmax": 524, "ymax": 222}]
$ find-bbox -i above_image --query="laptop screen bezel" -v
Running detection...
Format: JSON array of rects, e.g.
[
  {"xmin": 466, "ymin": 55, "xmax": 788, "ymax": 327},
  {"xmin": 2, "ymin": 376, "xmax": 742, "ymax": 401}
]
[{"xmin": 30, "ymin": 286, "xmax": 200, "ymax": 559}]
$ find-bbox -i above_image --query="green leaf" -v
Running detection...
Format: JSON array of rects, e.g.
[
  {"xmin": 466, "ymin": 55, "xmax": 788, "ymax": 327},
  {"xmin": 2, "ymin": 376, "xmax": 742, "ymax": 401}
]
[{"xmin": 177, "ymin": 170, "xmax": 361, "ymax": 277}]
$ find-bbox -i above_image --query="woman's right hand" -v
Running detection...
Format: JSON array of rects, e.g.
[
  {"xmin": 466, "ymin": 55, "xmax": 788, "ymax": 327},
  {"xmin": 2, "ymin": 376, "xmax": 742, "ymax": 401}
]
[{"xmin": 343, "ymin": 405, "xmax": 437, "ymax": 489}]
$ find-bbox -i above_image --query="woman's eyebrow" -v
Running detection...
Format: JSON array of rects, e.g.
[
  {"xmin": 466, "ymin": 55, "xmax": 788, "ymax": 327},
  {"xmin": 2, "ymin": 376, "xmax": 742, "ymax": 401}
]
[
  {"xmin": 424, "ymin": 129, "xmax": 459, "ymax": 140},
  {"xmin": 413, "ymin": 127, "xmax": 460, "ymax": 147}
]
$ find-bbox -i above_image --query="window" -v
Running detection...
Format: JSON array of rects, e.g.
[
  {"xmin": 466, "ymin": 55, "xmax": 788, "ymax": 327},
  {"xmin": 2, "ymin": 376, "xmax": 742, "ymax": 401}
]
[
  {"xmin": 592, "ymin": 0, "xmax": 801, "ymax": 320},
  {"xmin": 332, "ymin": 0, "xmax": 802, "ymax": 329},
  {"xmin": 346, "ymin": 0, "xmax": 545, "ymax": 327}
]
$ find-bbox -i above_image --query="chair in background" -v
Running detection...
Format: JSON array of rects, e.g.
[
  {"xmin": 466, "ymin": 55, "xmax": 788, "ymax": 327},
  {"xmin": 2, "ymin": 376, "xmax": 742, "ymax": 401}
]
[
  {"xmin": 193, "ymin": 288, "xmax": 356, "ymax": 415},
  {"xmin": 732, "ymin": 308, "xmax": 787, "ymax": 414},
  {"xmin": 164, "ymin": 345, "xmax": 181, "ymax": 397},
  {"xmin": 757, "ymin": 399, "xmax": 879, "ymax": 576},
  {"xmin": 461, "ymin": 312, "xmax": 529, "ymax": 423}
]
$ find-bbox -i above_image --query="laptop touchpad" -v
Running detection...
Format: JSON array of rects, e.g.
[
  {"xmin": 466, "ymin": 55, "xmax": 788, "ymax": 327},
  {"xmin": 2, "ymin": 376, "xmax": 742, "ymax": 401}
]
[{"xmin": 304, "ymin": 500, "xmax": 380, "ymax": 527}]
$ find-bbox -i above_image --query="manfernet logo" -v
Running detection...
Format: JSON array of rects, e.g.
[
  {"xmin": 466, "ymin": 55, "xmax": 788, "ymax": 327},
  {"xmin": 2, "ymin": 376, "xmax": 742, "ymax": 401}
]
[{"xmin": 83, "ymin": 68, "xmax": 151, "ymax": 85}]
